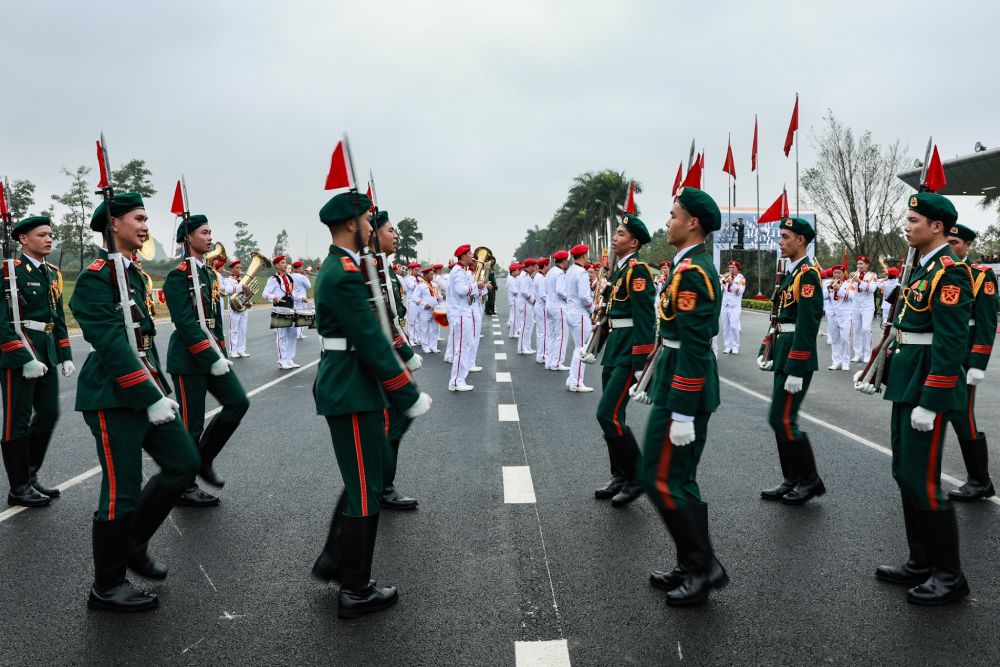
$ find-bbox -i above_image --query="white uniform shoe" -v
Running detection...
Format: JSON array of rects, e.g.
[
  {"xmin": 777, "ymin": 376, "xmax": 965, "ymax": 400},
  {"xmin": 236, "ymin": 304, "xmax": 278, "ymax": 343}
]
[
  {"xmin": 840, "ymin": 362, "xmax": 851, "ymax": 371},
  {"xmin": 239, "ymin": 352, "xmax": 251, "ymax": 358},
  {"xmin": 828, "ymin": 364, "xmax": 839, "ymax": 370},
  {"xmin": 289, "ymin": 362, "xmax": 301, "ymax": 368},
  {"xmin": 568, "ymin": 384, "xmax": 593, "ymax": 393},
  {"xmin": 555, "ymin": 364, "xmax": 570, "ymax": 371},
  {"xmin": 731, "ymin": 349, "xmax": 738, "ymax": 355},
  {"xmin": 469, "ymin": 366, "xmax": 482, "ymax": 372},
  {"xmin": 449, "ymin": 382, "xmax": 474, "ymax": 392}
]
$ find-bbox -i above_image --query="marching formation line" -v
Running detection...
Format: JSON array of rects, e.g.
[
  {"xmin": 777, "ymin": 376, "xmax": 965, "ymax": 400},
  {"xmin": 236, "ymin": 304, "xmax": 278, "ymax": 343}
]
[{"xmin": 502, "ymin": 466, "xmax": 537, "ymax": 504}]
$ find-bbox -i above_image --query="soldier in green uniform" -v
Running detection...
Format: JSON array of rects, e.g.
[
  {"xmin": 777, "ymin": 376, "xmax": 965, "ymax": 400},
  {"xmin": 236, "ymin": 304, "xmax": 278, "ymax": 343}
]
[
  {"xmin": 162, "ymin": 215, "xmax": 250, "ymax": 508},
  {"xmin": 0, "ymin": 216, "xmax": 74, "ymax": 507},
  {"xmin": 943, "ymin": 223, "xmax": 996, "ymax": 501},
  {"xmin": 70, "ymin": 192, "xmax": 200, "ymax": 612},
  {"xmin": 872, "ymin": 193, "xmax": 974, "ymax": 605},
  {"xmin": 309, "ymin": 192, "xmax": 432, "ymax": 619},
  {"xmin": 636, "ymin": 187, "xmax": 728, "ymax": 606},
  {"xmin": 371, "ymin": 209, "xmax": 423, "ymax": 510},
  {"xmin": 757, "ymin": 217, "xmax": 826, "ymax": 505},
  {"xmin": 594, "ymin": 214, "xmax": 655, "ymax": 507}
]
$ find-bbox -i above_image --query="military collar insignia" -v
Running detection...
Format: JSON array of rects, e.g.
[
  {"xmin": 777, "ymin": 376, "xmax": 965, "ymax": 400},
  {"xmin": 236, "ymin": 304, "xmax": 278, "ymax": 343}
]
[
  {"xmin": 176, "ymin": 260, "xmax": 189, "ymax": 272},
  {"xmin": 87, "ymin": 258, "xmax": 106, "ymax": 271},
  {"xmin": 628, "ymin": 258, "xmax": 637, "ymax": 267},
  {"xmin": 926, "ymin": 261, "xmax": 935, "ymax": 272},
  {"xmin": 341, "ymin": 256, "xmax": 360, "ymax": 273},
  {"xmin": 939, "ymin": 256, "xmax": 955, "ymax": 267}
]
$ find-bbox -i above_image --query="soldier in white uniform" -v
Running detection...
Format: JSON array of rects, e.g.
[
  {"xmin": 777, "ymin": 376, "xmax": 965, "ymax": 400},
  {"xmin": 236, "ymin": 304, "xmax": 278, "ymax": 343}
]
[
  {"xmin": 877, "ymin": 267, "xmax": 900, "ymax": 325},
  {"xmin": 545, "ymin": 250, "xmax": 570, "ymax": 371},
  {"xmin": 467, "ymin": 261, "xmax": 485, "ymax": 373},
  {"xmin": 847, "ymin": 255, "xmax": 878, "ymax": 362},
  {"xmin": 403, "ymin": 262, "xmax": 420, "ymax": 343},
  {"xmin": 429, "ymin": 264, "xmax": 446, "ymax": 353},
  {"xmin": 565, "ymin": 244, "xmax": 594, "ymax": 392},
  {"xmin": 507, "ymin": 262, "xmax": 521, "ymax": 338},
  {"xmin": 533, "ymin": 258, "xmax": 549, "ymax": 364},
  {"xmin": 291, "ymin": 260, "xmax": 311, "ymax": 340},
  {"xmin": 825, "ymin": 264, "xmax": 852, "ymax": 370},
  {"xmin": 262, "ymin": 255, "xmax": 299, "ymax": 369},
  {"xmin": 225, "ymin": 259, "xmax": 249, "ymax": 358},
  {"xmin": 720, "ymin": 259, "xmax": 746, "ymax": 354},
  {"xmin": 516, "ymin": 259, "xmax": 537, "ymax": 354},
  {"xmin": 447, "ymin": 245, "xmax": 486, "ymax": 391},
  {"xmin": 413, "ymin": 266, "xmax": 438, "ymax": 353}
]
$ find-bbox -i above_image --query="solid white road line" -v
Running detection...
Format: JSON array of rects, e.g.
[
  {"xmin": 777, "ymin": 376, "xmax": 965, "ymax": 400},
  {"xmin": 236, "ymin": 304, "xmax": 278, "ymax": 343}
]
[
  {"xmin": 515, "ymin": 639, "xmax": 571, "ymax": 666},
  {"xmin": 498, "ymin": 404, "xmax": 519, "ymax": 422},
  {"xmin": 0, "ymin": 359, "xmax": 322, "ymax": 524},
  {"xmin": 502, "ymin": 466, "xmax": 537, "ymax": 504},
  {"xmin": 496, "ymin": 372, "xmax": 512, "ymax": 383},
  {"xmin": 718, "ymin": 375, "xmax": 1000, "ymax": 508},
  {"xmin": 496, "ymin": 353, "xmax": 508, "ymax": 360}
]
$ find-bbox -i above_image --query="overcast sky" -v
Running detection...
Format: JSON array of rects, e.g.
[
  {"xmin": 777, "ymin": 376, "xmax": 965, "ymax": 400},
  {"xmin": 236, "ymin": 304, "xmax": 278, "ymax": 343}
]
[{"xmin": 5, "ymin": 0, "xmax": 997, "ymax": 264}]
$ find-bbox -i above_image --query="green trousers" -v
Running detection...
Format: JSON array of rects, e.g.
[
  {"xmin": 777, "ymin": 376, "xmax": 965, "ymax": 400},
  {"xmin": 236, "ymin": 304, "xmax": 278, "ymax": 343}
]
[
  {"xmin": 639, "ymin": 406, "xmax": 711, "ymax": 510},
  {"xmin": 0, "ymin": 366, "xmax": 59, "ymax": 442},
  {"xmin": 767, "ymin": 371, "xmax": 813, "ymax": 441},
  {"xmin": 326, "ymin": 412, "xmax": 386, "ymax": 517},
  {"xmin": 597, "ymin": 365, "xmax": 637, "ymax": 438},
  {"xmin": 383, "ymin": 406, "xmax": 412, "ymax": 487},
  {"xmin": 172, "ymin": 371, "xmax": 249, "ymax": 444},
  {"xmin": 891, "ymin": 403, "xmax": 949, "ymax": 511},
  {"xmin": 948, "ymin": 384, "xmax": 980, "ymax": 442},
  {"xmin": 83, "ymin": 409, "xmax": 199, "ymax": 521}
]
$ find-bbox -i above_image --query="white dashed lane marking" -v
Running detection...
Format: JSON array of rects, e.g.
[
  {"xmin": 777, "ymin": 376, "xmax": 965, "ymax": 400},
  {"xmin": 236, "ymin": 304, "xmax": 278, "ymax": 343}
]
[
  {"xmin": 498, "ymin": 404, "xmax": 519, "ymax": 421},
  {"xmin": 496, "ymin": 353, "xmax": 507, "ymax": 360},
  {"xmin": 494, "ymin": 340, "xmax": 505, "ymax": 345},
  {"xmin": 496, "ymin": 372, "xmax": 512, "ymax": 383},
  {"xmin": 515, "ymin": 640, "xmax": 571, "ymax": 666},
  {"xmin": 502, "ymin": 466, "xmax": 537, "ymax": 504}
]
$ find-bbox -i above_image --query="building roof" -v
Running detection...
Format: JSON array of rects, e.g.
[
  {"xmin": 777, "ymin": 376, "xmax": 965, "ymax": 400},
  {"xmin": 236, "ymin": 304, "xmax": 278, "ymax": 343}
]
[{"xmin": 897, "ymin": 147, "xmax": 1000, "ymax": 196}]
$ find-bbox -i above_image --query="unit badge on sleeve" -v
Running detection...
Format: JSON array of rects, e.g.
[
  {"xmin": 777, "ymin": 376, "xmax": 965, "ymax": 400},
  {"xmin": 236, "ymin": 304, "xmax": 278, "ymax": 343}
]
[{"xmin": 939, "ymin": 285, "xmax": 960, "ymax": 305}]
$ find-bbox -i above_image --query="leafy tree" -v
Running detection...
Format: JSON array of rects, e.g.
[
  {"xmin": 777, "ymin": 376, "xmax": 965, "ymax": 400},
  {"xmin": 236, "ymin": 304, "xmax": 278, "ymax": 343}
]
[
  {"xmin": 5, "ymin": 179, "xmax": 36, "ymax": 219},
  {"xmin": 111, "ymin": 159, "xmax": 157, "ymax": 198},
  {"xmin": 51, "ymin": 166, "xmax": 95, "ymax": 271},
  {"xmin": 396, "ymin": 217, "xmax": 422, "ymax": 262},
  {"xmin": 233, "ymin": 220, "xmax": 258, "ymax": 264},
  {"xmin": 273, "ymin": 229, "xmax": 289, "ymax": 257}
]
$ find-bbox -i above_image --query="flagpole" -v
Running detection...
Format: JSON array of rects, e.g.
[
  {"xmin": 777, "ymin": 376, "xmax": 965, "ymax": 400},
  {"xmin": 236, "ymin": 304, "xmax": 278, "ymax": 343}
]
[
  {"xmin": 756, "ymin": 167, "xmax": 761, "ymax": 296},
  {"xmin": 795, "ymin": 92, "xmax": 800, "ymax": 217}
]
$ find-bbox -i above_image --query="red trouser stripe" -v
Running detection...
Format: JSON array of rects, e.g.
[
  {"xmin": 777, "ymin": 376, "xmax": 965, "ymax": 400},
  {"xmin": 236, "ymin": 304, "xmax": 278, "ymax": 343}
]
[
  {"xmin": 98, "ymin": 410, "xmax": 116, "ymax": 520},
  {"xmin": 927, "ymin": 413, "xmax": 944, "ymax": 511},
  {"xmin": 352, "ymin": 413, "xmax": 368, "ymax": 516},
  {"xmin": 968, "ymin": 385, "xmax": 977, "ymax": 439},
  {"xmin": 782, "ymin": 391, "xmax": 795, "ymax": 441},
  {"xmin": 656, "ymin": 420, "xmax": 676, "ymax": 510},
  {"xmin": 383, "ymin": 409, "xmax": 390, "ymax": 438},
  {"xmin": 611, "ymin": 373, "xmax": 634, "ymax": 436},
  {"xmin": 178, "ymin": 375, "xmax": 189, "ymax": 429}
]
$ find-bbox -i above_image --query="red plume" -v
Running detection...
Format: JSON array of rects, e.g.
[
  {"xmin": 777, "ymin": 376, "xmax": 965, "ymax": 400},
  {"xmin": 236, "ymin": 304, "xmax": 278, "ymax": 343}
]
[
  {"xmin": 671, "ymin": 161, "xmax": 683, "ymax": 197},
  {"xmin": 759, "ymin": 188, "xmax": 788, "ymax": 224},
  {"xmin": 170, "ymin": 180, "xmax": 185, "ymax": 216},
  {"xmin": 624, "ymin": 181, "xmax": 636, "ymax": 214},
  {"xmin": 96, "ymin": 140, "xmax": 109, "ymax": 188},
  {"xmin": 924, "ymin": 145, "xmax": 947, "ymax": 193},
  {"xmin": 325, "ymin": 141, "xmax": 352, "ymax": 191}
]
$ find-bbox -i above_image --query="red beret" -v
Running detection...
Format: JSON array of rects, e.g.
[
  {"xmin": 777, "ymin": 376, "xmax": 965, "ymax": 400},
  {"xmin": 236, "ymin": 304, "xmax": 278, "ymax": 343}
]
[
  {"xmin": 407, "ymin": 261, "xmax": 420, "ymax": 269},
  {"xmin": 512, "ymin": 262, "xmax": 524, "ymax": 270},
  {"xmin": 821, "ymin": 268, "xmax": 832, "ymax": 279},
  {"xmin": 552, "ymin": 250, "xmax": 569, "ymax": 261},
  {"xmin": 887, "ymin": 267, "xmax": 900, "ymax": 278},
  {"xmin": 273, "ymin": 255, "xmax": 286, "ymax": 264},
  {"xmin": 727, "ymin": 260, "xmax": 741, "ymax": 270},
  {"xmin": 537, "ymin": 257, "xmax": 550, "ymax": 267},
  {"xmin": 524, "ymin": 258, "xmax": 538, "ymax": 266},
  {"xmin": 660, "ymin": 261, "xmax": 671, "ymax": 267},
  {"xmin": 454, "ymin": 244, "xmax": 471, "ymax": 258},
  {"xmin": 213, "ymin": 258, "xmax": 225, "ymax": 268},
  {"xmin": 433, "ymin": 263, "xmax": 443, "ymax": 270},
  {"xmin": 855, "ymin": 255, "xmax": 870, "ymax": 263},
  {"xmin": 229, "ymin": 259, "xmax": 241, "ymax": 268},
  {"xmin": 570, "ymin": 244, "xmax": 589, "ymax": 257},
  {"xmin": 421, "ymin": 266, "xmax": 434, "ymax": 273},
  {"xmin": 292, "ymin": 260, "xmax": 304, "ymax": 268}
]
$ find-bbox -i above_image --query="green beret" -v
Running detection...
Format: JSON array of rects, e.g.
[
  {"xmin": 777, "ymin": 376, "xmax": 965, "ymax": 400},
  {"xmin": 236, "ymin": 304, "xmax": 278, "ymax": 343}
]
[
  {"xmin": 175, "ymin": 214, "xmax": 209, "ymax": 243},
  {"xmin": 11, "ymin": 216, "xmax": 52, "ymax": 242},
  {"xmin": 376, "ymin": 210, "xmax": 390, "ymax": 229},
  {"xmin": 909, "ymin": 192, "xmax": 958, "ymax": 227},
  {"xmin": 780, "ymin": 217, "xmax": 816, "ymax": 242},
  {"xmin": 621, "ymin": 213, "xmax": 651, "ymax": 245},
  {"xmin": 676, "ymin": 187, "xmax": 721, "ymax": 233},
  {"xmin": 90, "ymin": 192, "xmax": 145, "ymax": 232},
  {"xmin": 320, "ymin": 192, "xmax": 373, "ymax": 225},
  {"xmin": 948, "ymin": 222, "xmax": 976, "ymax": 243}
]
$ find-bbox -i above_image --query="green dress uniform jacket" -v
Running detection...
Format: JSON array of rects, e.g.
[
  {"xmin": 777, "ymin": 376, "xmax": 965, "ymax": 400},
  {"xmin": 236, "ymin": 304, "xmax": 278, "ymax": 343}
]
[
  {"xmin": 760, "ymin": 257, "xmax": 824, "ymax": 376},
  {"xmin": 162, "ymin": 259, "xmax": 225, "ymax": 375},
  {"xmin": 964, "ymin": 263, "xmax": 998, "ymax": 371},
  {"xmin": 314, "ymin": 246, "xmax": 420, "ymax": 417},
  {"xmin": 602, "ymin": 254, "xmax": 655, "ymax": 371},
  {"xmin": 70, "ymin": 251, "xmax": 170, "ymax": 412},
  {"xmin": 0, "ymin": 255, "xmax": 72, "ymax": 369}
]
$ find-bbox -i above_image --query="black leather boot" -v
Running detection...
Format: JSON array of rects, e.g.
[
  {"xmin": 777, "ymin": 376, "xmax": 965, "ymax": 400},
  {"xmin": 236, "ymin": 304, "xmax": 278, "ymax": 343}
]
[
  {"xmin": 876, "ymin": 495, "xmax": 931, "ymax": 585},
  {"xmin": 175, "ymin": 484, "xmax": 220, "ymax": 507},
  {"xmin": 649, "ymin": 506, "xmax": 693, "ymax": 591},
  {"xmin": 27, "ymin": 431, "xmax": 60, "ymax": 498},
  {"xmin": 595, "ymin": 434, "xmax": 626, "ymax": 499},
  {"xmin": 781, "ymin": 435, "xmax": 826, "ymax": 505},
  {"xmin": 948, "ymin": 434, "xmax": 995, "ymax": 502},
  {"xmin": 907, "ymin": 508, "xmax": 970, "ymax": 606},
  {"xmin": 381, "ymin": 439, "xmax": 417, "ymax": 510},
  {"xmin": 337, "ymin": 514, "xmax": 399, "ymax": 619},
  {"xmin": 611, "ymin": 432, "xmax": 645, "ymax": 507},
  {"xmin": 127, "ymin": 477, "xmax": 179, "ymax": 579},
  {"xmin": 664, "ymin": 503, "xmax": 729, "ymax": 606},
  {"xmin": 2, "ymin": 437, "xmax": 50, "ymax": 507},
  {"xmin": 312, "ymin": 492, "xmax": 347, "ymax": 582},
  {"xmin": 88, "ymin": 514, "xmax": 158, "ymax": 612},
  {"xmin": 760, "ymin": 437, "xmax": 797, "ymax": 500},
  {"xmin": 197, "ymin": 415, "xmax": 241, "ymax": 488}
]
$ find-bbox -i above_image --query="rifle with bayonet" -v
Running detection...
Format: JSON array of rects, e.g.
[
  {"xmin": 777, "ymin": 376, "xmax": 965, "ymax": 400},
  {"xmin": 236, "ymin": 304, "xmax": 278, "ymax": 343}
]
[
  {"xmin": 367, "ymin": 170, "xmax": 411, "ymax": 348},
  {"xmin": 0, "ymin": 178, "xmax": 37, "ymax": 364}
]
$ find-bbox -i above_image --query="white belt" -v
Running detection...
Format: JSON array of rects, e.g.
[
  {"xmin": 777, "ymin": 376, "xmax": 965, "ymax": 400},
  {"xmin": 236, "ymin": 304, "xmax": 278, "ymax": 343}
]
[
  {"xmin": 609, "ymin": 318, "xmax": 633, "ymax": 329},
  {"xmin": 22, "ymin": 320, "xmax": 55, "ymax": 333},
  {"xmin": 896, "ymin": 331, "xmax": 933, "ymax": 345},
  {"xmin": 661, "ymin": 337, "xmax": 681, "ymax": 349},
  {"xmin": 321, "ymin": 337, "xmax": 351, "ymax": 351},
  {"xmin": 774, "ymin": 323, "xmax": 795, "ymax": 334},
  {"xmin": 969, "ymin": 319, "xmax": 976, "ymax": 327}
]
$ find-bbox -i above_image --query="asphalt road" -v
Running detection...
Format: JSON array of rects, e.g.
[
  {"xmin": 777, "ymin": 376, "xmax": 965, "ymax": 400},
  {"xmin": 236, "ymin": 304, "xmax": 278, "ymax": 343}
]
[{"xmin": 1, "ymin": 298, "xmax": 998, "ymax": 666}]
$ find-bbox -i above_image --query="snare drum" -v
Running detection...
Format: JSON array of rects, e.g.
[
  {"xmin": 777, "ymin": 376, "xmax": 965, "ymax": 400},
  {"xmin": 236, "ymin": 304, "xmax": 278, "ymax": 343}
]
[
  {"xmin": 270, "ymin": 306, "xmax": 296, "ymax": 329},
  {"xmin": 294, "ymin": 308, "xmax": 317, "ymax": 328},
  {"xmin": 432, "ymin": 304, "xmax": 449, "ymax": 328}
]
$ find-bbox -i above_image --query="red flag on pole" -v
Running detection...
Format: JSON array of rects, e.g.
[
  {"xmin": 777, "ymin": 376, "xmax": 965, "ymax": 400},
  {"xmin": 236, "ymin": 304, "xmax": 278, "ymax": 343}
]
[
  {"xmin": 759, "ymin": 189, "xmax": 788, "ymax": 223},
  {"xmin": 325, "ymin": 141, "xmax": 353, "ymax": 190},
  {"xmin": 681, "ymin": 153, "xmax": 703, "ymax": 189},
  {"xmin": 624, "ymin": 181, "xmax": 636, "ymax": 214},
  {"xmin": 672, "ymin": 162, "xmax": 683, "ymax": 197},
  {"xmin": 783, "ymin": 95, "xmax": 799, "ymax": 157},
  {"xmin": 96, "ymin": 140, "xmax": 109, "ymax": 188},
  {"xmin": 751, "ymin": 115, "xmax": 759, "ymax": 172},
  {"xmin": 0, "ymin": 181, "xmax": 7, "ymax": 218},
  {"xmin": 722, "ymin": 140, "xmax": 736, "ymax": 179},
  {"xmin": 170, "ymin": 180, "xmax": 185, "ymax": 216},
  {"xmin": 924, "ymin": 145, "xmax": 947, "ymax": 193}
]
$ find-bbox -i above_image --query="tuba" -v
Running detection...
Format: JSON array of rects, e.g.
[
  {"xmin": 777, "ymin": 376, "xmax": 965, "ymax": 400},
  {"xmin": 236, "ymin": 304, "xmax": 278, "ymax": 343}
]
[
  {"xmin": 469, "ymin": 246, "xmax": 495, "ymax": 304},
  {"xmin": 231, "ymin": 251, "xmax": 272, "ymax": 312},
  {"xmin": 204, "ymin": 241, "xmax": 227, "ymax": 267}
]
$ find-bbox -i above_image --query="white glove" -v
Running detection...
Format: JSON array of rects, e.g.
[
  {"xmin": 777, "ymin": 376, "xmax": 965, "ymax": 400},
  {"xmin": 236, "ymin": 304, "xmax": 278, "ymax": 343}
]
[
  {"xmin": 147, "ymin": 397, "xmax": 180, "ymax": 425},
  {"xmin": 910, "ymin": 406, "xmax": 937, "ymax": 432},
  {"xmin": 757, "ymin": 355, "xmax": 773, "ymax": 371},
  {"xmin": 210, "ymin": 357, "xmax": 233, "ymax": 376},
  {"xmin": 670, "ymin": 420, "xmax": 696, "ymax": 446},
  {"xmin": 60, "ymin": 360, "xmax": 76, "ymax": 377},
  {"xmin": 22, "ymin": 359, "xmax": 47, "ymax": 379},
  {"xmin": 784, "ymin": 375, "xmax": 804, "ymax": 394},
  {"xmin": 853, "ymin": 370, "xmax": 877, "ymax": 395},
  {"xmin": 633, "ymin": 370, "xmax": 642, "ymax": 383},
  {"xmin": 967, "ymin": 368, "xmax": 985, "ymax": 386},
  {"xmin": 404, "ymin": 391, "xmax": 432, "ymax": 418},
  {"xmin": 406, "ymin": 353, "xmax": 423, "ymax": 371}
]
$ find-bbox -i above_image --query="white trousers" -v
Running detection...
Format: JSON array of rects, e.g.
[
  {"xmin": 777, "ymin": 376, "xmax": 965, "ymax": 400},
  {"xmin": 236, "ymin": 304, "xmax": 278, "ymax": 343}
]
[
  {"xmin": 445, "ymin": 311, "xmax": 455, "ymax": 361},
  {"xmin": 427, "ymin": 320, "xmax": 440, "ymax": 351},
  {"xmin": 534, "ymin": 303, "xmax": 547, "ymax": 362},
  {"xmin": 566, "ymin": 311, "xmax": 592, "ymax": 388},
  {"xmin": 507, "ymin": 297, "xmax": 517, "ymax": 335},
  {"xmin": 828, "ymin": 313, "xmax": 851, "ymax": 365},
  {"xmin": 417, "ymin": 309, "xmax": 434, "ymax": 351},
  {"xmin": 851, "ymin": 304, "xmax": 874, "ymax": 360},
  {"xmin": 448, "ymin": 313, "xmax": 474, "ymax": 388},
  {"xmin": 545, "ymin": 307, "xmax": 567, "ymax": 369},
  {"xmin": 228, "ymin": 309, "xmax": 248, "ymax": 355},
  {"xmin": 721, "ymin": 305, "xmax": 741, "ymax": 351},
  {"xmin": 275, "ymin": 327, "xmax": 297, "ymax": 364},
  {"xmin": 469, "ymin": 307, "xmax": 482, "ymax": 366},
  {"xmin": 517, "ymin": 299, "xmax": 534, "ymax": 353},
  {"xmin": 406, "ymin": 302, "xmax": 419, "ymax": 341}
]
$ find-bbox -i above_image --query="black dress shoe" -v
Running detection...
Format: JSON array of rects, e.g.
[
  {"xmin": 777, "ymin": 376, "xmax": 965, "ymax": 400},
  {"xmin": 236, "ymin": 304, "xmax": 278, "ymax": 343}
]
[
  {"xmin": 175, "ymin": 486, "xmax": 220, "ymax": 507},
  {"xmin": 611, "ymin": 482, "xmax": 644, "ymax": 507},
  {"xmin": 760, "ymin": 480, "xmax": 796, "ymax": 501},
  {"xmin": 948, "ymin": 480, "xmax": 995, "ymax": 502},
  {"xmin": 30, "ymin": 481, "xmax": 59, "ymax": 498},
  {"xmin": 667, "ymin": 558, "xmax": 729, "ymax": 607},
  {"xmin": 88, "ymin": 581, "xmax": 159, "ymax": 612},
  {"xmin": 7, "ymin": 484, "xmax": 51, "ymax": 507},
  {"xmin": 762, "ymin": 437, "xmax": 798, "ymax": 500},
  {"xmin": 949, "ymin": 435, "xmax": 994, "ymax": 502},
  {"xmin": 27, "ymin": 431, "xmax": 59, "ymax": 497},
  {"xmin": 906, "ymin": 507, "xmax": 970, "ymax": 606},
  {"xmin": 337, "ymin": 581, "xmax": 399, "ymax": 619},
  {"xmin": 650, "ymin": 567, "xmax": 686, "ymax": 591},
  {"xmin": 908, "ymin": 570, "xmax": 970, "ymax": 606},
  {"xmin": 594, "ymin": 478, "xmax": 624, "ymax": 500},
  {"xmin": 381, "ymin": 486, "xmax": 418, "ymax": 511},
  {"xmin": 90, "ymin": 514, "xmax": 158, "ymax": 613},
  {"xmin": 128, "ymin": 548, "xmax": 168, "ymax": 580},
  {"xmin": 876, "ymin": 561, "xmax": 931, "ymax": 586},
  {"xmin": 781, "ymin": 478, "xmax": 826, "ymax": 505},
  {"xmin": 662, "ymin": 503, "xmax": 728, "ymax": 607}
]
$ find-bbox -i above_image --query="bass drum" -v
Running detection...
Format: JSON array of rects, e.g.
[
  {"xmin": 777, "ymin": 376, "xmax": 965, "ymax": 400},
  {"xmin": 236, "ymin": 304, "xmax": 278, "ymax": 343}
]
[
  {"xmin": 270, "ymin": 306, "xmax": 296, "ymax": 329},
  {"xmin": 294, "ymin": 307, "xmax": 317, "ymax": 329},
  {"xmin": 432, "ymin": 304, "xmax": 449, "ymax": 328}
]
